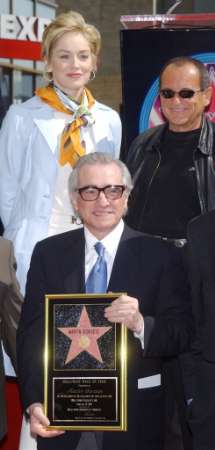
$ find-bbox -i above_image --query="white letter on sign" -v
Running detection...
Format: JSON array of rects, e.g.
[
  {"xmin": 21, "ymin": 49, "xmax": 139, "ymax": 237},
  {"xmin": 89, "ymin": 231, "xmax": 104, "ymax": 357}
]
[
  {"xmin": 0, "ymin": 14, "xmax": 18, "ymax": 39},
  {"xmin": 37, "ymin": 17, "xmax": 51, "ymax": 42},
  {"xmin": 18, "ymin": 16, "xmax": 37, "ymax": 41}
]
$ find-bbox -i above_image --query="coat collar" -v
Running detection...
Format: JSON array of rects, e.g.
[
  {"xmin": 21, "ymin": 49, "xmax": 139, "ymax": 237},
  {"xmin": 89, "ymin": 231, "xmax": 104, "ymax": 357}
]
[
  {"xmin": 60, "ymin": 225, "xmax": 140, "ymax": 294},
  {"xmin": 108, "ymin": 225, "xmax": 141, "ymax": 291},
  {"xmin": 60, "ymin": 229, "xmax": 85, "ymax": 293},
  {"xmin": 32, "ymin": 97, "xmax": 104, "ymax": 155},
  {"xmin": 145, "ymin": 116, "xmax": 214, "ymax": 156},
  {"xmin": 144, "ymin": 123, "xmax": 167, "ymax": 153},
  {"xmin": 33, "ymin": 113, "xmax": 69, "ymax": 155},
  {"xmin": 197, "ymin": 115, "xmax": 214, "ymax": 156}
]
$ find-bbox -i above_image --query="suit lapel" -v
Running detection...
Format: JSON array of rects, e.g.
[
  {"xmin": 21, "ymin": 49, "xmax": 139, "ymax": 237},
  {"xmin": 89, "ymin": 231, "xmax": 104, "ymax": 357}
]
[
  {"xmin": 59, "ymin": 225, "xmax": 140, "ymax": 295},
  {"xmin": 108, "ymin": 225, "xmax": 140, "ymax": 292},
  {"xmin": 59, "ymin": 230, "xmax": 86, "ymax": 294}
]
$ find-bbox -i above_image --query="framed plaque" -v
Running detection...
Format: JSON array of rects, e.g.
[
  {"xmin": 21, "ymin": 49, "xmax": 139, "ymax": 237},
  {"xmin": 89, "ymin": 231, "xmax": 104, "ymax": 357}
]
[{"xmin": 44, "ymin": 293, "xmax": 127, "ymax": 431}]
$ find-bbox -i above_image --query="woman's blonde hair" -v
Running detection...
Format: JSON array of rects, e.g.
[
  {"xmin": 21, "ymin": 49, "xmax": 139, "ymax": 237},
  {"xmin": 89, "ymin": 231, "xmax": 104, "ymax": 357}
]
[{"xmin": 42, "ymin": 10, "xmax": 101, "ymax": 68}]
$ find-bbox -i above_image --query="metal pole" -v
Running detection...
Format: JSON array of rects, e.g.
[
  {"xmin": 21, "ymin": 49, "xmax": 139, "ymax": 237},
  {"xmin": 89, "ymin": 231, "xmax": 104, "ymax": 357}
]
[{"xmin": 152, "ymin": 0, "xmax": 157, "ymax": 14}]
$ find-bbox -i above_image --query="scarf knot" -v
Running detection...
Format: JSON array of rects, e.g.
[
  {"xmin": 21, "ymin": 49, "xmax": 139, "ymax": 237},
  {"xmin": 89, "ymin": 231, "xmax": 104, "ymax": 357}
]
[{"xmin": 36, "ymin": 85, "xmax": 95, "ymax": 166}]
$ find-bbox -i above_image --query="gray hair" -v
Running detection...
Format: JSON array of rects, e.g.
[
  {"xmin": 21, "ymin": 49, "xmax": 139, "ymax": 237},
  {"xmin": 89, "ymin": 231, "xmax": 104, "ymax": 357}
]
[
  {"xmin": 68, "ymin": 152, "xmax": 133, "ymax": 194},
  {"xmin": 159, "ymin": 56, "xmax": 211, "ymax": 90}
]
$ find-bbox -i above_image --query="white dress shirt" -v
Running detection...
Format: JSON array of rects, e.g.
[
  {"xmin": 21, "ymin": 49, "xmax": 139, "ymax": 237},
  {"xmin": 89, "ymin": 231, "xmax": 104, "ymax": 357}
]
[
  {"xmin": 84, "ymin": 219, "xmax": 124, "ymax": 285},
  {"xmin": 84, "ymin": 220, "xmax": 145, "ymax": 347}
]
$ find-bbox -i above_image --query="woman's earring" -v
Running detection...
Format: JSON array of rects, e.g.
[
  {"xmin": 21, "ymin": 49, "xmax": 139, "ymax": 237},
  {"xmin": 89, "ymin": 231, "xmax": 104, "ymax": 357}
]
[{"xmin": 89, "ymin": 71, "xmax": 96, "ymax": 82}]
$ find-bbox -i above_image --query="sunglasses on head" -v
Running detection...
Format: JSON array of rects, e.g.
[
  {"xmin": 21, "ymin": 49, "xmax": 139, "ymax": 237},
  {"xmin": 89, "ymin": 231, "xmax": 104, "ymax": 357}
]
[{"xmin": 160, "ymin": 88, "xmax": 203, "ymax": 99}]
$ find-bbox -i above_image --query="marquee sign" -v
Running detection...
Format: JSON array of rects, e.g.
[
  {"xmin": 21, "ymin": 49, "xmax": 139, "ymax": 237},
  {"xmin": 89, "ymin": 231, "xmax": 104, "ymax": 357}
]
[{"xmin": 0, "ymin": 14, "xmax": 51, "ymax": 60}]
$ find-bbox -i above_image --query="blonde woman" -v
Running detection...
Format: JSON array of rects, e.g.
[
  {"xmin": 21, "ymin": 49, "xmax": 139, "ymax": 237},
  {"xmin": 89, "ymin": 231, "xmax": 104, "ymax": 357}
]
[
  {"xmin": 0, "ymin": 10, "xmax": 121, "ymax": 295},
  {"xmin": 0, "ymin": 10, "xmax": 121, "ymax": 450}
]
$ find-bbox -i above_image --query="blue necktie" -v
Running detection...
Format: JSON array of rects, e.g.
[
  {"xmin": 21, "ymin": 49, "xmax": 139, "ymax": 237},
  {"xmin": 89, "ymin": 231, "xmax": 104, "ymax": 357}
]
[
  {"xmin": 86, "ymin": 242, "xmax": 107, "ymax": 294},
  {"xmin": 77, "ymin": 242, "xmax": 106, "ymax": 450}
]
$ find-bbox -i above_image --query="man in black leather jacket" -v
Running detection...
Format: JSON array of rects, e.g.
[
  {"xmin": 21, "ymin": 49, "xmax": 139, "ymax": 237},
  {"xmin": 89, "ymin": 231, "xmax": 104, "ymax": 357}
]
[
  {"xmin": 126, "ymin": 117, "xmax": 215, "ymax": 230},
  {"xmin": 126, "ymin": 57, "xmax": 214, "ymax": 238},
  {"xmin": 125, "ymin": 56, "xmax": 214, "ymax": 450}
]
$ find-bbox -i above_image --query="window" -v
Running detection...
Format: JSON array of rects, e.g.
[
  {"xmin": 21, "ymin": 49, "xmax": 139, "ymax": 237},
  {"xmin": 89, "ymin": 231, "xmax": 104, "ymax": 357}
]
[
  {"xmin": 0, "ymin": 0, "xmax": 10, "ymax": 14},
  {"xmin": 13, "ymin": 0, "xmax": 34, "ymax": 16}
]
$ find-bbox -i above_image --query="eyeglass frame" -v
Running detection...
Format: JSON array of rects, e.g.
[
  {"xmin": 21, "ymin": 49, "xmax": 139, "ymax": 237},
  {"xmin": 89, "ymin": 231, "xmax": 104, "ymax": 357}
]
[
  {"xmin": 160, "ymin": 88, "xmax": 203, "ymax": 99},
  {"xmin": 75, "ymin": 184, "xmax": 127, "ymax": 201}
]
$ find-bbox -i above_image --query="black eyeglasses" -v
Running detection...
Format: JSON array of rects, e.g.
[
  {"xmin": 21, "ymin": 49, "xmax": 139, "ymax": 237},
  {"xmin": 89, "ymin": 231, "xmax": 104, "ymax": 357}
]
[
  {"xmin": 76, "ymin": 185, "xmax": 126, "ymax": 201},
  {"xmin": 160, "ymin": 88, "xmax": 203, "ymax": 99}
]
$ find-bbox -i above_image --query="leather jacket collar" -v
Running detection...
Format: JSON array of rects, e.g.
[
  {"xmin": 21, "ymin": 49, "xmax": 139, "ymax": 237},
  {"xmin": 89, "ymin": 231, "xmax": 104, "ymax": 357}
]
[
  {"xmin": 198, "ymin": 115, "xmax": 214, "ymax": 155},
  {"xmin": 144, "ymin": 115, "xmax": 213, "ymax": 156}
]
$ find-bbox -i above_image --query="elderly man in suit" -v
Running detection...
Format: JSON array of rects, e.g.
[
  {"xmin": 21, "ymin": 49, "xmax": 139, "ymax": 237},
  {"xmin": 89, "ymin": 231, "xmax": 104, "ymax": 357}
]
[
  {"xmin": 17, "ymin": 152, "xmax": 192, "ymax": 450},
  {"xmin": 0, "ymin": 238, "xmax": 23, "ymax": 440},
  {"xmin": 187, "ymin": 210, "xmax": 215, "ymax": 450}
]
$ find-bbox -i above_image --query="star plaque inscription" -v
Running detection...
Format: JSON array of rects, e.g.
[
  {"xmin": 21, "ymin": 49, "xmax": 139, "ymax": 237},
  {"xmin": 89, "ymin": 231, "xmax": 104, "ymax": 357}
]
[{"xmin": 44, "ymin": 293, "xmax": 127, "ymax": 431}]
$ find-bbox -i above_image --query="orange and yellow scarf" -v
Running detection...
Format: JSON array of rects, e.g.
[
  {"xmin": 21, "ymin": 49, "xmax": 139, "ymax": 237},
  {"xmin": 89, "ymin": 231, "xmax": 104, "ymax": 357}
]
[{"xmin": 36, "ymin": 86, "xmax": 95, "ymax": 167}]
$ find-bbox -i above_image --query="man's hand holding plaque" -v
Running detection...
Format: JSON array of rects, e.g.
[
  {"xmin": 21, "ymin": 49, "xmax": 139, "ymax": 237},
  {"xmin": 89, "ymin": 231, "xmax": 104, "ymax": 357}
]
[{"xmin": 104, "ymin": 294, "xmax": 144, "ymax": 334}]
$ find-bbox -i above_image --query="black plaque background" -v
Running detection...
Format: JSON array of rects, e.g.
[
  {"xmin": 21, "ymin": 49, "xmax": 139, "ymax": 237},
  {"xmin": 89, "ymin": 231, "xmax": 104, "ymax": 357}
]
[{"xmin": 44, "ymin": 294, "xmax": 127, "ymax": 431}]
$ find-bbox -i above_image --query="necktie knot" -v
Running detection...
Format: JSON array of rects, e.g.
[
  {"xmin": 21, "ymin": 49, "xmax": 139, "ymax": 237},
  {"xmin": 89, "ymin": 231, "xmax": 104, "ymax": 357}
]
[{"xmin": 95, "ymin": 242, "xmax": 105, "ymax": 258}]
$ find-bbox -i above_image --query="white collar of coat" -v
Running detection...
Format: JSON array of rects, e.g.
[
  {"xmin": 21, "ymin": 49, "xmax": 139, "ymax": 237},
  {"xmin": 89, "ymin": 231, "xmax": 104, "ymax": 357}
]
[
  {"xmin": 31, "ymin": 97, "xmax": 108, "ymax": 154},
  {"xmin": 33, "ymin": 111, "xmax": 71, "ymax": 154}
]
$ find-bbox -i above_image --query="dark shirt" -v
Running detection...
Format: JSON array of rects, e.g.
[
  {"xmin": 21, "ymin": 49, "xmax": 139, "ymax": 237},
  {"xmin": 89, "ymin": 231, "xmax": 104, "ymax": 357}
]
[{"xmin": 141, "ymin": 128, "xmax": 201, "ymax": 238}]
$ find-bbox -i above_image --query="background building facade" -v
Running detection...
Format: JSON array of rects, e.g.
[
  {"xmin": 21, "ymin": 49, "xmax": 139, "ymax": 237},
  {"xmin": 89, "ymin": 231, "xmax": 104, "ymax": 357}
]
[{"xmin": 0, "ymin": 0, "xmax": 57, "ymax": 125}]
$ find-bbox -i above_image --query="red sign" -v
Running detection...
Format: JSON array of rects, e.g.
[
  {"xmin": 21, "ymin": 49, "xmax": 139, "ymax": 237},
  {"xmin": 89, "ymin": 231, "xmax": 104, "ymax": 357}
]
[
  {"xmin": 0, "ymin": 14, "xmax": 51, "ymax": 60},
  {"xmin": 0, "ymin": 38, "xmax": 42, "ymax": 60}
]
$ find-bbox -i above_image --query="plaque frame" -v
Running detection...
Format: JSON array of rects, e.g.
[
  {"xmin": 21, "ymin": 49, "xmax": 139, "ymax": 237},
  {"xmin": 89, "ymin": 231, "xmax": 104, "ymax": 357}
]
[{"xmin": 44, "ymin": 293, "xmax": 127, "ymax": 431}]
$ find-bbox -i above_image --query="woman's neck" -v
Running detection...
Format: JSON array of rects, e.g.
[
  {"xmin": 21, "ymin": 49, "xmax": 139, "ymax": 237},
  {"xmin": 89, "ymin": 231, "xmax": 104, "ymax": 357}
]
[{"xmin": 53, "ymin": 83, "xmax": 84, "ymax": 103}]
